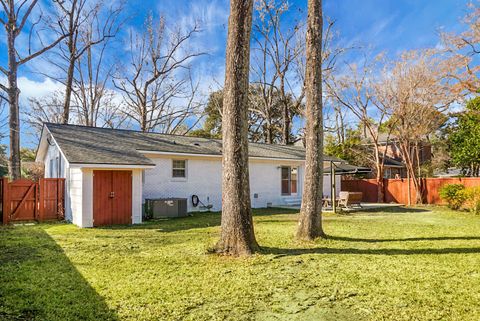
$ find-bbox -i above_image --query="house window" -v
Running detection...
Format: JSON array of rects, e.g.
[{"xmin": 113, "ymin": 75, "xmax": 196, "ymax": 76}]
[
  {"xmin": 172, "ymin": 160, "xmax": 187, "ymax": 178},
  {"xmin": 281, "ymin": 166, "xmax": 298, "ymax": 195}
]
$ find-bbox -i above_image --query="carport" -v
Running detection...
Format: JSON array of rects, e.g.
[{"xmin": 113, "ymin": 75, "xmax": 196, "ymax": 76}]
[{"xmin": 324, "ymin": 161, "xmax": 372, "ymax": 213}]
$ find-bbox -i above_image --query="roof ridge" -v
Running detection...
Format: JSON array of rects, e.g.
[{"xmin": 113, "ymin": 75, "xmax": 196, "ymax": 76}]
[{"xmin": 44, "ymin": 123, "xmax": 306, "ymax": 149}]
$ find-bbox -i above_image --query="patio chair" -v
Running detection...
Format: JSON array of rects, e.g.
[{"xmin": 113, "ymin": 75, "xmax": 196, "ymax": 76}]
[{"xmin": 338, "ymin": 191, "xmax": 363, "ymax": 209}]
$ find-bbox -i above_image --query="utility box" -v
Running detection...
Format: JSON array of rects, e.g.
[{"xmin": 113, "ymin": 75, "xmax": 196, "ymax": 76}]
[{"xmin": 145, "ymin": 198, "xmax": 188, "ymax": 218}]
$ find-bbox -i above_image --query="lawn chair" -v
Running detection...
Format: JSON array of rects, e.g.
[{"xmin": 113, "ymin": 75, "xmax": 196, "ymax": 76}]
[{"xmin": 338, "ymin": 192, "xmax": 363, "ymax": 209}]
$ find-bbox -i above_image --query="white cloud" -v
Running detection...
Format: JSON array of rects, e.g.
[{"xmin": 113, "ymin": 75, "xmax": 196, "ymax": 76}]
[
  {"xmin": 0, "ymin": 76, "xmax": 64, "ymax": 106},
  {"xmin": 17, "ymin": 77, "xmax": 64, "ymax": 103}
]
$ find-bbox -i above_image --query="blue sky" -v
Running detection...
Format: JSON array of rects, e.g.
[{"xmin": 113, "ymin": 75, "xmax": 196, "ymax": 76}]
[{"xmin": 0, "ymin": 0, "xmax": 471, "ymax": 148}]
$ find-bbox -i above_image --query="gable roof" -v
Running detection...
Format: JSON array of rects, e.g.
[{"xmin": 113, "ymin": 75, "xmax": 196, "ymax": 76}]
[
  {"xmin": 382, "ymin": 156, "xmax": 405, "ymax": 168},
  {"xmin": 39, "ymin": 123, "xmax": 343, "ymax": 166}
]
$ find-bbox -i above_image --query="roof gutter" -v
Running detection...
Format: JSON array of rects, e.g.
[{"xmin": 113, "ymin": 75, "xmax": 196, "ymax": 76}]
[
  {"xmin": 137, "ymin": 150, "xmax": 343, "ymax": 163},
  {"xmin": 69, "ymin": 163, "xmax": 155, "ymax": 169}
]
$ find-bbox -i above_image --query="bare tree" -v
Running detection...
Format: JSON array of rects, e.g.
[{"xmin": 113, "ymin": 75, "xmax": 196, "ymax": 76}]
[
  {"xmin": 377, "ymin": 50, "xmax": 459, "ymax": 203},
  {"xmin": 114, "ymin": 14, "xmax": 204, "ymax": 133},
  {"xmin": 441, "ymin": 2, "xmax": 480, "ymax": 93},
  {"xmin": 71, "ymin": 27, "xmax": 126, "ymax": 128},
  {"xmin": 50, "ymin": 0, "xmax": 124, "ymax": 124},
  {"xmin": 327, "ymin": 56, "xmax": 393, "ymax": 202},
  {"xmin": 214, "ymin": 0, "xmax": 258, "ymax": 256},
  {"xmin": 251, "ymin": 0, "xmax": 304, "ymax": 144},
  {"xmin": 0, "ymin": 98, "xmax": 6, "ymax": 139},
  {"xmin": 0, "ymin": 0, "xmax": 68, "ymax": 179},
  {"xmin": 321, "ymin": 19, "xmax": 355, "ymax": 142},
  {"xmin": 193, "ymin": 85, "xmax": 282, "ymax": 142},
  {"xmin": 27, "ymin": 1, "xmax": 125, "ymax": 130},
  {"xmin": 296, "ymin": 0, "xmax": 324, "ymax": 240},
  {"xmin": 27, "ymin": 91, "xmax": 65, "ymax": 134}
]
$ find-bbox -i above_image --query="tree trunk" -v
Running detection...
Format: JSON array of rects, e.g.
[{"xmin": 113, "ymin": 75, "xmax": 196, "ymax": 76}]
[
  {"xmin": 280, "ymin": 77, "xmax": 290, "ymax": 145},
  {"xmin": 265, "ymin": 118, "xmax": 273, "ymax": 144},
  {"xmin": 7, "ymin": 26, "xmax": 21, "ymax": 180},
  {"xmin": 214, "ymin": 0, "xmax": 258, "ymax": 256},
  {"xmin": 282, "ymin": 100, "xmax": 290, "ymax": 145},
  {"xmin": 63, "ymin": 57, "xmax": 76, "ymax": 124},
  {"xmin": 374, "ymin": 148, "xmax": 385, "ymax": 203},
  {"xmin": 296, "ymin": 0, "xmax": 325, "ymax": 241},
  {"xmin": 377, "ymin": 174, "xmax": 385, "ymax": 203},
  {"xmin": 414, "ymin": 142, "xmax": 424, "ymax": 204},
  {"xmin": 400, "ymin": 141, "xmax": 423, "ymax": 205}
]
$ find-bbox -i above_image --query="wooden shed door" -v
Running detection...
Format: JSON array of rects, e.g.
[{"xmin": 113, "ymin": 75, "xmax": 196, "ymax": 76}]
[{"xmin": 93, "ymin": 170, "xmax": 132, "ymax": 226}]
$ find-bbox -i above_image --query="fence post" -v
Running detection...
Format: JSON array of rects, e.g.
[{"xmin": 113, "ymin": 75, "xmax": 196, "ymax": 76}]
[
  {"xmin": 2, "ymin": 177, "xmax": 9, "ymax": 225},
  {"xmin": 38, "ymin": 178, "xmax": 45, "ymax": 222},
  {"xmin": 34, "ymin": 181, "xmax": 39, "ymax": 220}
]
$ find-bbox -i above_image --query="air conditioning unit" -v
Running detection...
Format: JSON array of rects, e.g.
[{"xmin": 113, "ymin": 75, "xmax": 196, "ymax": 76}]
[{"xmin": 145, "ymin": 198, "xmax": 188, "ymax": 219}]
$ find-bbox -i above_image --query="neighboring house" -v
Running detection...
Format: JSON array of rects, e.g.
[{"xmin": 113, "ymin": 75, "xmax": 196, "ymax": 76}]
[
  {"xmin": 36, "ymin": 123, "xmax": 344, "ymax": 228},
  {"xmin": 381, "ymin": 156, "xmax": 406, "ymax": 179},
  {"xmin": 363, "ymin": 133, "xmax": 432, "ymax": 179}
]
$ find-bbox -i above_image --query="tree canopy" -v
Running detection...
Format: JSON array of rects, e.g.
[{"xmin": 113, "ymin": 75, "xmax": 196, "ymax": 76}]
[{"xmin": 448, "ymin": 97, "xmax": 480, "ymax": 176}]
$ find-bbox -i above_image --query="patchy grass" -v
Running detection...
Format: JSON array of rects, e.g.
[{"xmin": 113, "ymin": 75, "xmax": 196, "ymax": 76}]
[{"xmin": 1, "ymin": 207, "xmax": 480, "ymax": 320}]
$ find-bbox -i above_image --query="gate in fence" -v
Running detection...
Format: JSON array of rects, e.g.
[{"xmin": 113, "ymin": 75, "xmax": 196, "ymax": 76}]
[{"xmin": 1, "ymin": 178, "xmax": 65, "ymax": 224}]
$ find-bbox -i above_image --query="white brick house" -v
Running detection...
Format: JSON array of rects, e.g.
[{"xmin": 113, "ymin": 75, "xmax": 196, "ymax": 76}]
[{"xmin": 36, "ymin": 123, "xmax": 343, "ymax": 227}]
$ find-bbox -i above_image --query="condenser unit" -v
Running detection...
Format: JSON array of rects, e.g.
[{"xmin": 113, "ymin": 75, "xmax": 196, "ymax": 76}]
[{"xmin": 145, "ymin": 198, "xmax": 188, "ymax": 218}]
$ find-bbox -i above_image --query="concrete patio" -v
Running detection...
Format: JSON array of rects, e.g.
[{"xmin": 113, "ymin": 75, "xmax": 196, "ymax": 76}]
[{"xmin": 276, "ymin": 202, "xmax": 403, "ymax": 212}]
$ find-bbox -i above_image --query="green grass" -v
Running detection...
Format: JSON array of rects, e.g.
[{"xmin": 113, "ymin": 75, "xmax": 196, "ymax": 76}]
[{"xmin": 1, "ymin": 207, "xmax": 480, "ymax": 320}]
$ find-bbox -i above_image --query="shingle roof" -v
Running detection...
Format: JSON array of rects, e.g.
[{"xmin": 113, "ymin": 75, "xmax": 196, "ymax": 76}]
[
  {"xmin": 324, "ymin": 163, "xmax": 372, "ymax": 174},
  {"xmin": 44, "ymin": 123, "xmax": 343, "ymax": 166},
  {"xmin": 383, "ymin": 156, "xmax": 405, "ymax": 167}
]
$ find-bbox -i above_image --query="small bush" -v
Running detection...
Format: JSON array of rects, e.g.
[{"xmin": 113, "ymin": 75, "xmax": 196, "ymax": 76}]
[
  {"xmin": 439, "ymin": 184, "xmax": 466, "ymax": 210},
  {"xmin": 462, "ymin": 186, "xmax": 480, "ymax": 215}
]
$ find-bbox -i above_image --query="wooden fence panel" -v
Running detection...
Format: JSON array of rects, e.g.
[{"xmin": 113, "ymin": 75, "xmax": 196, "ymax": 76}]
[
  {"xmin": 423, "ymin": 178, "xmax": 480, "ymax": 204},
  {"xmin": 7, "ymin": 179, "xmax": 37, "ymax": 222},
  {"xmin": 384, "ymin": 179, "xmax": 416, "ymax": 205},
  {"xmin": 41, "ymin": 178, "xmax": 65, "ymax": 220},
  {"xmin": 341, "ymin": 179, "xmax": 379, "ymax": 203},
  {"xmin": 1, "ymin": 177, "xmax": 5, "ymax": 224},
  {"xmin": 0, "ymin": 177, "xmax": 65, "ymax": 224},
  {"xmin": 341, "ymin": 177, "xmax": 480, "ymax": 205}
]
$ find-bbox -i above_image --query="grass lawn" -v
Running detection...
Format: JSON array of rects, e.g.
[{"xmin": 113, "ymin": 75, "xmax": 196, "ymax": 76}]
[{"xmin": 1, "ymin": 206, "xmax": 480, "ymax": 320}]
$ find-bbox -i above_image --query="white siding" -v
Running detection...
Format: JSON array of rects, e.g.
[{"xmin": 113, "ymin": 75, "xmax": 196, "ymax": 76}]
[
  {"xmin": 69, "ymin": 168, "xmax": 83, "ymax": 225},
  {"xmin": 82, "ymin": 169, "xmax": 94, "ymax": 227},
  {"xmin": 44, "ymin": 143, "xmax": 67, "ymax": 179},
  {"xmin": 142, "ymin": 154, "xmax": 335, "ymax": 212},
  {"xmin": 132, "ymin": 169, "xmax": 143, "ymax": 224},
  {"xmin": 42, "ymin": 139, "xmax": 72, "ymax": 221},
  {"xmin": 143, "ymin": 156, "xmax": 223, "ymax": 212},
  {"xmin": 249, "ymin": 160, "xmax": 300, "ymax": 208}
]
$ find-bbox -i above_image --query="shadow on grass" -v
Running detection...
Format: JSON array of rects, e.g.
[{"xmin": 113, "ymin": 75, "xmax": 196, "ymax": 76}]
[
  {"xmin": 99, "ymin": 207, "xmax": 299, "ymax": 233},
  {"xmin": 98, "ymin": 212, "xmax": 222, "ymax": 232},
  {"xmin": 0, "ymin": 227, "xmax": 118, "ymax": 321},
  {"xmin": 348, "ymin": 206, "xmax": 431, "ymax": 214},
  {"xmin": 327, "ymin": 235, "xmax": 480, "ymax": 243},
  {"xmin": 261, "ymin": 246, "xmax": 480, "ymax": 257}
]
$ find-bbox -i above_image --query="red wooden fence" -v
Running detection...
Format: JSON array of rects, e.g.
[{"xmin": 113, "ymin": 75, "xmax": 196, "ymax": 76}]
[
  {"xmin": 341, "ymin": 177, "xmax": 480, "ymax": 205},
  {"xmin": 1, "ymin": 177, "xmax": 65, "ymax": 224}
]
